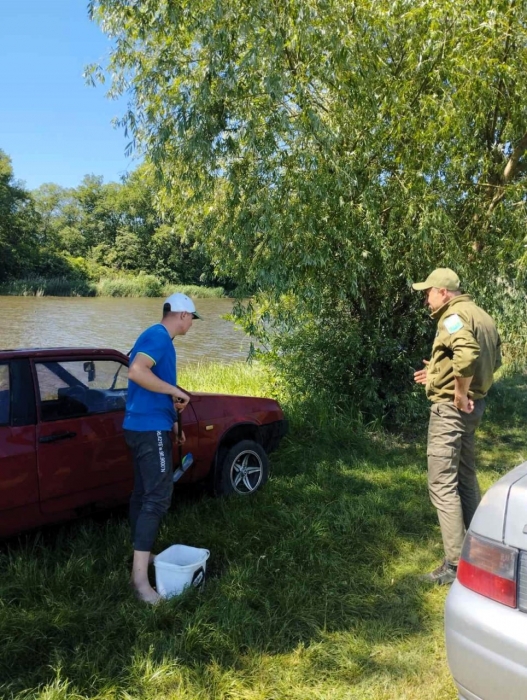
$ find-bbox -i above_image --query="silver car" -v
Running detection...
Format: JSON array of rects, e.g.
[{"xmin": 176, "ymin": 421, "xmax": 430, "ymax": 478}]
[{"xmin": 445, "ymin": 461, "xmax": 527, "ymax": 700}]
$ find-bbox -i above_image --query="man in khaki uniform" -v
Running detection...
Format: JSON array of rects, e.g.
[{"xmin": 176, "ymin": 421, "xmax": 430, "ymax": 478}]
[{"xmin": 412, "ymin": 268, "xmax": 501, "ymax": 584}]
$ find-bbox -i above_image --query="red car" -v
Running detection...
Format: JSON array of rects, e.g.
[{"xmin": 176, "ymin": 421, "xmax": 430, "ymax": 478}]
[{"xmin": 0, "ymin": 348, "xmax": 287, "ymax": 539}]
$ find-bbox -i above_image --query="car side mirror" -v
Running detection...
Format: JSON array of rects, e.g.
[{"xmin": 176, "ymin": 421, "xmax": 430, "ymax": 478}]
[{"xmin": 83, "ymin": 361, "xmax": 96, "ymax": 382}]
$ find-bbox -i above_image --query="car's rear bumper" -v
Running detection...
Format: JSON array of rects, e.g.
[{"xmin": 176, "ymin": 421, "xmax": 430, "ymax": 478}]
[{"xmin": 445, "ymin": 579, "xmax": 527, "ymax": 700}]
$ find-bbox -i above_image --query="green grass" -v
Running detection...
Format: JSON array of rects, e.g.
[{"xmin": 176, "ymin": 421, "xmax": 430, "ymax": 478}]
[
  {"xmin": 179, "ymin": 362, "xmax": 269, "ymax": 397},
  {"xmin": 1, "ymin": 365, "xmax": 526, "ymax": 700}
]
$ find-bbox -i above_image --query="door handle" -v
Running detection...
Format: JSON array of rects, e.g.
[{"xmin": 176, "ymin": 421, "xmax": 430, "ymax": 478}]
[{"xmin": 39, "ymin": 431, "xmax": 77, "ymax": 444}]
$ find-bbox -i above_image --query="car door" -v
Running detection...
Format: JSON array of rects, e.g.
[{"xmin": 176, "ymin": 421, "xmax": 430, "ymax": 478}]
[
  {"xmin": 0, "ymin": 359, "xmax": 40, "ymax": 538},
  {"xmin": 34, "ymin": 356, "xmax": 132, "ymax": 513}
]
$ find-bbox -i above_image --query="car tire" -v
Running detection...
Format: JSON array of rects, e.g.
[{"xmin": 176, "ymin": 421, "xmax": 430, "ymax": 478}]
[{"xmin": 216, "ymin": 440, "xmax": 269, "ymax": 496}]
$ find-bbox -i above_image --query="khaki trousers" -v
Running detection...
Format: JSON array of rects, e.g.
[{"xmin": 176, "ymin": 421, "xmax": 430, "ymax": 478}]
[{"xmin": 427, "ymin": 399, "xmax": 485, "ymax": 565}]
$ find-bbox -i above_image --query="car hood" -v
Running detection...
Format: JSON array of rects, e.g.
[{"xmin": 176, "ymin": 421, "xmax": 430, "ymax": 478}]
[
  {"xmin": 188, "ymin": 391, "xmax": 284, "ymax": 424},
  {"xmin": 470, "ymin": 460, "xmax": 527, "ymax": 545}
]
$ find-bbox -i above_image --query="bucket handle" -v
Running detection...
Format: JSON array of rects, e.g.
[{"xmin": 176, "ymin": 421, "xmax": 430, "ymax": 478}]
[{"xmin": 191, "ymin": 566, "xmax": 205, "ymax": 588}]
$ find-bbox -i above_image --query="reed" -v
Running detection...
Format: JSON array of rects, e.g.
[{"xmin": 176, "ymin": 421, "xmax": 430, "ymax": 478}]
[
  {"xmin": 162, "ymin": 284, "xmax": 225, "ymax": 299},
  {"xmin": 1, "ymin": 276, "xmax": 225, "ymax": 299},
  {"xmin": 0, "ymin": 276, "xmax": 95, "ymax": 297}
]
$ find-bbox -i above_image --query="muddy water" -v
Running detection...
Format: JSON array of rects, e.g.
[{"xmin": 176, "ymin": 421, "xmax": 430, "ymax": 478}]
[{"xmin": 0, "ymin": 296, "xmax": 251, "ymax": 366}]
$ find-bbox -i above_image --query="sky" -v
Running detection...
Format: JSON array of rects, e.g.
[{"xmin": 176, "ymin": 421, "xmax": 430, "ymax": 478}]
[{"xmin": 0, "ymin": 0, "xmax": 134, "ymax": 191}]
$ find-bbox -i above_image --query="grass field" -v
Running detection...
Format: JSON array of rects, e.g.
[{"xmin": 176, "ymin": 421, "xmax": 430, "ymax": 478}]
[{"xmin": 0, "ymin": 364, "xmax": 525, "ymax": 700}]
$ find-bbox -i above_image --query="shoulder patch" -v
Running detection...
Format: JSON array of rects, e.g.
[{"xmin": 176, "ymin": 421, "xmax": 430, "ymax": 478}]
[{"xmin": 443, "ymin": 314, "xmax": 464, "ymax": 334}]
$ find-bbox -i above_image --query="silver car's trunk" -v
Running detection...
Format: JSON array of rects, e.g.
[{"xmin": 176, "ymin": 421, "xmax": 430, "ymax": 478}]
[{"xmin": 470, "ymin": 461, "xmax": 527, "ymax": 544}]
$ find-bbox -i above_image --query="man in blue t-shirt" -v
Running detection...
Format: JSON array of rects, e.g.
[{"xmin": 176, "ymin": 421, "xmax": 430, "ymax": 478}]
[{"xmin": 124, "ymin": 292, "xmax": 201, "ymax": 604}]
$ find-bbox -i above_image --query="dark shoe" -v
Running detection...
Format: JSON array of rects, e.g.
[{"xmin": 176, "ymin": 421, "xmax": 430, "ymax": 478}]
[{"xmin": 420, "ymin": 560, "xmax": 457, "ymax": 585}]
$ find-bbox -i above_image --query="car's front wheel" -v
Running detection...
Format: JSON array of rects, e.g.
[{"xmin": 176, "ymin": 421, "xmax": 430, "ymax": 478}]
[{"xmin": 216, "ymin": 440, "xmax": 269, "ymax": 495}]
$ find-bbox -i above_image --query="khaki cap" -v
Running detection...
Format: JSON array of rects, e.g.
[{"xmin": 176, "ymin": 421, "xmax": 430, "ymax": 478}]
[{"xmin": 412, "ymin": 268, "xmax": 460, "ymax": 291}]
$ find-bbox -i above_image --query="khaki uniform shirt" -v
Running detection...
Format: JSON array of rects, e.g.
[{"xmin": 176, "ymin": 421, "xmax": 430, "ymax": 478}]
[{"xmin": 426, "ymin": 294, "xmax": 501, "ymax": 403}]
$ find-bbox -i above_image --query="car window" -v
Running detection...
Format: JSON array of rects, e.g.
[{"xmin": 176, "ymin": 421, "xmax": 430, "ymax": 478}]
[
  {"xmin": 36, "ymin": 359, "xmax": 128, "ymax": 422},
  {"xmin": 0, "ymin": 364, "xmax": 10, "ymax": 426}
]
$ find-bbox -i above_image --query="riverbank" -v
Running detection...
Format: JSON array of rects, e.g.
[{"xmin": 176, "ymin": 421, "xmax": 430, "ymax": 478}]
[
  {"xmin": 1, "ymin": 363, "xmax": 525, "ymax": 700},
  {"xmin": 0, "ymin": 274, "xmax": 225, "ymax": 298}
]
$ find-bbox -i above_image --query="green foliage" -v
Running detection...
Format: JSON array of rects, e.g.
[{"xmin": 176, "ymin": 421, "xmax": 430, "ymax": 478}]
[
  {"xmin": 0, "ymin": 150, "xmax": 42, "ymax": 281},
  {"xmin": 161, "ymin": 283, "xmax": 225, "ymax": 298},
  {"xmin": 95, "ymin": 274, "xmax": 163, "ymax": 297},
  {"xmin": 31, "ymin": 164, "xmax": 224, "ymax": 288},
  {"xmin": 94, "ymin": 275, "xmax": 225, "ymax": 298},
  {"xmin": 0, "ymin": 274, "xmax": 224, "ymax": 299},
  {"xmin": 62, "ymin": 255, "xmax": 95, "ymax": 280},
  {"xmin": 0, "ymin": 151, "xmax": 228, "ymax": 294},
  {"xmin": 88, "ymin": 0, "xmax": 527, "ymax": 422},
  {"xmin": 261, "ymin": 306, "xmax": 431, "ymax": 426},
  {"xmin": 0, "ymin": 276, "xmax": 96, "ymax": 297}
]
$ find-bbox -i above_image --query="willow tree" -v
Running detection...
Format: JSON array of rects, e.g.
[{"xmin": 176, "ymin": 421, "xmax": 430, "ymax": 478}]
[{"xmin": 88, "ymin": 0, "xmax": 527, "ymax": 421}]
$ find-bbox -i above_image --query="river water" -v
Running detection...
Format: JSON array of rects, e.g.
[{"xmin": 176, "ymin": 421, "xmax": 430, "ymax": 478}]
[{"xmin": 0, "ymin": 296, "xmax": 251, "ymax": 366}]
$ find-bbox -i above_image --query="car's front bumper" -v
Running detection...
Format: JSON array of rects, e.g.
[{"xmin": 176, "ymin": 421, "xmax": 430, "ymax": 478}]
[
  {"xmin": 445, "ymin": 579, "xmax": 527, "ymax": 700},
  {"xmin": 260, "ymin": 419, "xmax": 288, "ymax": 453}
]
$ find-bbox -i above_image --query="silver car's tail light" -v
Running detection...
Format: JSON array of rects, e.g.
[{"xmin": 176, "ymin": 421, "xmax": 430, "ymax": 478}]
[{"xmin": 458, "ymin": 532, "xmax": 518, "ymax": 608}]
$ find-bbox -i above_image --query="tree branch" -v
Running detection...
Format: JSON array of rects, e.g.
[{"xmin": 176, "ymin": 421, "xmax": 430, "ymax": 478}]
[{"xmin": 487, "ymin": 130, "xmax": 527, "ymax": 214}]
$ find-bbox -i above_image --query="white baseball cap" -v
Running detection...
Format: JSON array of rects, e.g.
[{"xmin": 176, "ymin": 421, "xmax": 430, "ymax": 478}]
[{"xmin": 163, "ymin": 292, "xmax": 202, "ymax": 319}]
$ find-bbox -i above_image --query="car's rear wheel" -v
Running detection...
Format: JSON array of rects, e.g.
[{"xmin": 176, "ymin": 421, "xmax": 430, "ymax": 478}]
[{"xmin": 216, "ymin": 440, "xmax": 269, "ymax": 495}]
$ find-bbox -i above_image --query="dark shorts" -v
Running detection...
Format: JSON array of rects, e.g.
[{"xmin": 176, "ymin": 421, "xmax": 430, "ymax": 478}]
[{"xmin": 125, "ymin": 429, "xmax": 174, "ymax": 552}]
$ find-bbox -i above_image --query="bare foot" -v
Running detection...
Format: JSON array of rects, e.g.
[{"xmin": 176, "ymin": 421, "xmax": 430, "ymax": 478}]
[{"xmin": 133, "ymin": 580, "xmax": 162, "ymax": 605}]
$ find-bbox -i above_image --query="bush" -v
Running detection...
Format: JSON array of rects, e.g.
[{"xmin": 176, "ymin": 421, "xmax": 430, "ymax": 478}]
[
  {"xmin": 95, "ymin": 274, "xmax": 163, "ymax": 297},
  {"xmin": 242, "ymin": 291, "xmax": 434, "ymax": 428}
]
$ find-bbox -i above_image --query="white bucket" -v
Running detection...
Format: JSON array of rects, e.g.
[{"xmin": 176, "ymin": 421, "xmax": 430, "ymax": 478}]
[{"xmin": 154, "ymin": 544, "xmax": 210, "ymax": 598}]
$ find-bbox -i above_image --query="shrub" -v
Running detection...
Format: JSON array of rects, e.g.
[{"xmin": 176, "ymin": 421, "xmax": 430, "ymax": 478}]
[{"xmin": 95, "ymin": 274, "xmax": 163, "ymax": 297}]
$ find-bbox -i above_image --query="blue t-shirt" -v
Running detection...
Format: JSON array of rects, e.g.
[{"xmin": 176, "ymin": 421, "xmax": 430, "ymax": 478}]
[{"xmin": 123, "ymin": 324, "xmax": 178, "ymax": 431}]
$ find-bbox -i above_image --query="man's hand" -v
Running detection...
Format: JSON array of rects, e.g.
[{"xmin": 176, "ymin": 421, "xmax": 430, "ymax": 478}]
[
  {"xmin": 454, "ymin": 375, "xmax": 474, "ymax": 413},
  {"xmin": 454, "ymin": 393, "xmax": 474, "ymax": 414},
  {"xmin": 172, "ymin": 392, "xmax": 190, "ymax": 412},
  {"xmin": 129, "ymin": 356, "xmax": 191, "ymax": 411},
  {"xmin": 172, "ymin": 421, "xmax": 187, "ymax": 445},
  {"xmin": 414, "ymin": 360, "xmax": 429, "ymax": 385}
]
